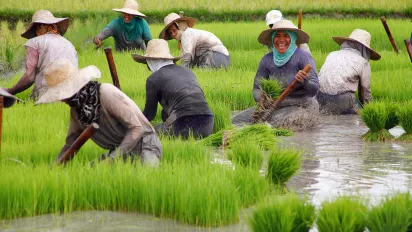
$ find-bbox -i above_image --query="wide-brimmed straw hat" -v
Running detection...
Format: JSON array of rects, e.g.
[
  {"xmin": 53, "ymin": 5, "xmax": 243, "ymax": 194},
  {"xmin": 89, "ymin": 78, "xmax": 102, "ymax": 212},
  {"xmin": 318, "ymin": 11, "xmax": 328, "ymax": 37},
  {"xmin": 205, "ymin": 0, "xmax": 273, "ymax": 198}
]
[
  {"xmin": 132, "ymin": 39, "xmax": 181, "ymax": 64},
  {"xmin": 159, "ymin": 13, "xmax": 196, "ymax": 40},
  {"xmin": 113, "ymin": 0, "xmax": 146, "ymax": 17},
  {"xmin": 35, "ymin": 59, "xmax": 101, "ymax": 105},
  {"xmin": 333, "ymin": 29, "xmax": 381, "ymax": 60},
  {"xmin": 258, "ymin": 19, "xmax": 310, "ymax": 46},
  {"xmin": 266, "ymin": 10, "xmax": 283, "ymax": 26},
  {"xmin": 21, "ymin": 10, "xmax": 70, "ymax": 39},
  {"xmin": 0, "ymin": 88, "xmax": 22, "ymax": 108}
]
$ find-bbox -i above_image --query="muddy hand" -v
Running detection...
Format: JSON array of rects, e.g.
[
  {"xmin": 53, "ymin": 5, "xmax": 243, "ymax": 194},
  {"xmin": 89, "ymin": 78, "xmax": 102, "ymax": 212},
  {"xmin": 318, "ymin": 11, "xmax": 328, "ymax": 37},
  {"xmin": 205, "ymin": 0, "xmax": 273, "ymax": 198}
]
[
  {"xmin": 295, "ymin": 70, "xmax": 308, "ymax": 83},
  {"xmin": 93, "ymin": 37, "xmax": 103, "ymax": 47}
]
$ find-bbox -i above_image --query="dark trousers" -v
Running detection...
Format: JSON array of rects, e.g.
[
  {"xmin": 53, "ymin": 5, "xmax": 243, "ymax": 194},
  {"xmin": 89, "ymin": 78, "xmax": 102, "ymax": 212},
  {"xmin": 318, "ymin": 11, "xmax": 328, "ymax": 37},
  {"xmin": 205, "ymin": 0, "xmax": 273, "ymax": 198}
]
[{"xmin": 155, "ymin": 115, "xmax": 214, "ymax": 139}]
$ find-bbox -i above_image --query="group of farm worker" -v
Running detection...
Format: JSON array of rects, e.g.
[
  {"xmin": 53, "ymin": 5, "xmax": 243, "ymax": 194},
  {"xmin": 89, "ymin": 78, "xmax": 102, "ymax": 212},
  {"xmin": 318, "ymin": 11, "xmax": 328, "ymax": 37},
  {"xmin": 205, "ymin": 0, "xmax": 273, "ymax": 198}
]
[{"xmin": 1, "ymin": 0, "xmax": 381, "ymax": 165}]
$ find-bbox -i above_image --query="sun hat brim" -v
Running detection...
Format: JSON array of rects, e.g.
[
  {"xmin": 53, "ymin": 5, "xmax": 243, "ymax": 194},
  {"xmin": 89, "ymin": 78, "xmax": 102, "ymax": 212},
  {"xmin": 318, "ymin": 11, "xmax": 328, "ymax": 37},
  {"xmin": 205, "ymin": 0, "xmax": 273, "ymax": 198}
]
[
  {"xmin": 0, "ymin": 88, "xmax": 23, "ymax": 108},
  {"xmin": 159, "ymin": 17, "xmax": 196, "ymax": 40},
  {"xmin": 113, "ymin": 8, "xmax": 146, "ymax": 17},
  {"xmin": 332, "ymin": 36, "xmax": 381, "ymax": 60},
  {"xmin": 258, "ymin": 28, "xmax": 310, "ymax": 47},
  {"xmin": 35, "ymin": 65, "xmax": 101, "ymax": 105},
  {"xmin": 21, "ymin": 18, "xmax": 70, "ymax": 39},
  {"xmin": 131, "ymin": 53, "xmax": 182, "ymax": 64}
]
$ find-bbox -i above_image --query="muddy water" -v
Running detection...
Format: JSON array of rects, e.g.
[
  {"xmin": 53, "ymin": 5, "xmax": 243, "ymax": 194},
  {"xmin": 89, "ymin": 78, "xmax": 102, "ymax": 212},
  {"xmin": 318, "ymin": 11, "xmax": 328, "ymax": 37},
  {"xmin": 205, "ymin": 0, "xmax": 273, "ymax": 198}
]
[{"xmin": 2, "ymin": 115, "xmax": 412, "ymax": 231}]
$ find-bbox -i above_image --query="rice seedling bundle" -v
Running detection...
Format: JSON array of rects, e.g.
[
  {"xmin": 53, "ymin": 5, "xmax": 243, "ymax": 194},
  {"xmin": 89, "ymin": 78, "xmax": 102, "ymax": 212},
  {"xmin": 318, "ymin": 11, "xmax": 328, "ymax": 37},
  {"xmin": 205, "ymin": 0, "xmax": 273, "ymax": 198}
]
[
  {"xmin": 161, "ymin": 136, "xmax": 209, "ymax": 163},
  {"xmin": 384, "ymin": 102, "xmax": 399, "ymax": 130},
  {"xmin": 226, "ymin": 139, "xmax": 264, "ymax": 170},
  {"xmin": 361, "ymin": 101, "xmax": 394, "ymax": 142},
  {"xmin": 396, "ymin": 101, "xmax": 412, "ymax": 141},
  {"xmin": 260, "ymin": 79, "xmax": 283, "ymax": 100},
  {"xmin": 266, "ymin": 148, "xmax": 301, "ymax": 184},
  {"xmin": 208, "ymin": 101, "xmax": 231, "ymax": 133},
  {"xmin": 316, "ymin": 196, "xmax": 367, "ymax": 232},
  {"xmin": 248, "ymin": 194, "xmax": 315, "ymax": 232},
  {"xmin": 366, "ymin": 192, "xmax": 412, "ymax": 232}
]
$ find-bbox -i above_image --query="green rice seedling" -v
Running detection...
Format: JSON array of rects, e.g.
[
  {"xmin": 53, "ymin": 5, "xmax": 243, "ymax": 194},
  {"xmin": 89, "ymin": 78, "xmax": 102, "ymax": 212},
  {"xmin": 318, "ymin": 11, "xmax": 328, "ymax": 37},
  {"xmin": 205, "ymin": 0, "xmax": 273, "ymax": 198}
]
[
  {"xmin": 316, "ymin": 196, "xmax": 368, "ymax": 232},
  {"xmin": 248, "ymin": 194, "xmax": 315, "ymax": 232},
  {"xmin": 396, "ymin": 101, "xmax": 412, "ymax": 142},
  {"xmin": 260, "ymin": 79, "xmax": 283, "ymax": 99},
  {"xmin": 361, "ymin": 101, "xmax": 393, "ymax": 141},
  {"xmin": 384, "ymin": 102, "xmax": 399, "ymax": 130},
  {"xmin": 266, "ymin": 148, "xmax": 301, "ymax": 184},
  {"xmin": 232, "ymin": 166, "xmax": 270, "ymax": 207},
  {"xmin": 226, "ymin": 139, "xmax": 264, "ymax": 170},
  {"xmin": 208, "ymin": 101, "xmax": 231, "ymax": 133},
  {"xmin": 271, "ymin": 127, "xmax": 294, "ymax": 136},
  {"xmin": 366, "ymin": 192, "xmax": 412, "ymax": 232},
  {"xmin": 161, "ymin": 136, "xmax": 209, "ymax": 163}
]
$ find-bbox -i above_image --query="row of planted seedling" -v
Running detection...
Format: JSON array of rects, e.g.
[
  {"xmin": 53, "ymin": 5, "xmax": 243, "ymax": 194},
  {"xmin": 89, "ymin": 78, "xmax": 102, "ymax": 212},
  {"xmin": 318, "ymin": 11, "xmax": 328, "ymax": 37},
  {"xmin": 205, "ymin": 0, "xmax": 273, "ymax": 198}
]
[
  {"xmin": 0, "ymin": 124, "xmax": 301, "ymax": 227},
  {"xmin": 361, "ymin": 100, "xmax": 412, "ymax": 142},
  {"xmin": 249, "ymin": 192, "xmax": 412, "ymax": 232}
]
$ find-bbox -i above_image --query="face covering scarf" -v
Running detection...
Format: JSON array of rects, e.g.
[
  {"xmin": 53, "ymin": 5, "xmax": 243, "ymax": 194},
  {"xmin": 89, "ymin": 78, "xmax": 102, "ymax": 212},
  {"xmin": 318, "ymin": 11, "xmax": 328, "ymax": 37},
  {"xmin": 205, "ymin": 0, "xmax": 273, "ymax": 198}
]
[
  {"xmin": 67, "ymin": 81, "xmax": 101, "ymax": 127},
  {"xmin": 147, "ymin": 59, "xmax": 174, "ymax": 72},
  {"xmin": 271, "ymin": 30, "xmax": 297, "ymax": 67},
  {"xmin": 340, "ymin": 40, "xmax": 371, "ymax": 60}
]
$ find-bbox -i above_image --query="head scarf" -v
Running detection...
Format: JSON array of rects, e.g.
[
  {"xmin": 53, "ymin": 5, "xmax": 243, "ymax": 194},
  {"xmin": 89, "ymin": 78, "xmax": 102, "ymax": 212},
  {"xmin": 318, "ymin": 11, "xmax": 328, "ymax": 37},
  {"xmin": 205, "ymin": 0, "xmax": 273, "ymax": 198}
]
[
  {"xmin": 340, "ymin": 40, "xmax": 370, "ymax": 60},
  {"xmin": 107, "ymin": 17, "xmax": 143, "ymax": 42},
  {"xmin": 147, "ymin": 59, "xmax": 174, "ymax": 72},
  {"xmin": 271, "ymin": 31, "xmax": 297, "ymax": 67},
  {"xmin": 67, "ymin": 81, "xmax": 101, "ymax": 127}
]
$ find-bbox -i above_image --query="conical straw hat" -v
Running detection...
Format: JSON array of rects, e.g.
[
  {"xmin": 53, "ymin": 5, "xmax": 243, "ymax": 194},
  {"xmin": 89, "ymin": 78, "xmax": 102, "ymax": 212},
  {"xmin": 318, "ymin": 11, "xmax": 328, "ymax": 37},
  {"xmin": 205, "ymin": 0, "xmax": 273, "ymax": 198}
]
[
  {"xmin": 113, "ymin": 0, "xmax": 146, "ymax": 17},
  {"xmin": 258, "ymin": 19, "xmax": 310, "ymax": 46},
  {"xmin": 159, "ymin": 12, "xmax": 196, "ymax": 40},
  {"xmin": 0, "ymin": 88, "xmax": 23, "ymax": 108},
  {"xmin": 333, "ymin": 29, "xmax": 381, "ymax": 60},
  {"xmin": 35, "ymin": 59, "xmax": 101, "ymax": 105},
  {"xmin": 132, "ymin": 39, "xmax": 181, "ymax": 64},
  {"xmin": 21, "ymin": 10, "xmax": 70, "ymax": 39}
]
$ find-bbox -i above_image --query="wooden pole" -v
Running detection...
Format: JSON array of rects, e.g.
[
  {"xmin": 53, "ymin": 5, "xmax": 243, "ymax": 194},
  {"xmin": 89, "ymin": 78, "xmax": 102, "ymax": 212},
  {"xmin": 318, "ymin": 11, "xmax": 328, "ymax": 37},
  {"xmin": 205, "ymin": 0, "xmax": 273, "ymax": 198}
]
[
  {"xmin": 177, "ymin": 11, "xmax": 184, "ymax": 50},
  {"xmin": 0, "ymin": 96, "xmax": 3, "ymax": 155},
  {"xmin": 104, "ymin": 47, "xmax": 122, "ymax": 90},
  {"xmin": 297, "ymin": 9, "xmax": 302, "ymax": 48},
  {"xmin": 259, "ymin": 64, "xmax": 312, "ymax": 123},
  {"xmin": 380, "ymin": 16, "xmax": 399, "ymax": 53},
  {"xmin": 405, "ymin": 39, "xmax": 412, "ymax": 63},
  {"xmin": 57, "ymin": 123, "xmax": 99, "ymax": 165}
]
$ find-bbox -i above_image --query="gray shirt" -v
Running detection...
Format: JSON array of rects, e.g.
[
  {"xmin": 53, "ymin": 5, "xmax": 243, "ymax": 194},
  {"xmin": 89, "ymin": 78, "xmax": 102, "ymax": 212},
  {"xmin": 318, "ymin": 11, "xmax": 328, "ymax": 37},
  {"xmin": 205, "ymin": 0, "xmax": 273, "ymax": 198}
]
[
  {"xmin": 143, "ymin": 64, "xmax": 213, "ymax": 125},
  {"xmin": 253, "ymin": 49, "xmax": 319, "ymax": 102}
]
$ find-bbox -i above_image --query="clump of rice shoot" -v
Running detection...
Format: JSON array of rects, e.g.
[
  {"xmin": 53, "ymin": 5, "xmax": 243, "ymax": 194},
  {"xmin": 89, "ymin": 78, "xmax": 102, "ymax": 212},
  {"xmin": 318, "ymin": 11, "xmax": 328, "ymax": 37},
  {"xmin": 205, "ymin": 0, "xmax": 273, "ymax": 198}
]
[
  {"xmin": 384, "ymin": 102, "xmax": 399, "ymax": 130},
  {"xmin": 260, "ymin": 79, "xmax": 283, "ymax": 99},
  {"xmin": 266, "ymin": 148, "xmax": 301, "ymax": 184},
  {"xmin": 248, "ymin": 194, "xmax": 315, "ymax": 232},
  {"xmin": 361, "ymin": 101, "xmax": 393, "ymax": 141},
  {"xmin": 226, "ymin": 139, "xmax": 264, "ymax": 170},
  {"xmin": 202, "ymin": 124, "xmax": 277, "ymax": 150},
  {"xmin": 209, "ymin": 101, "xmax": 231, "ymax": 133},
  {"xmin": 317, "ymin": 196, "xmax": 367, "ymax": 232},
  {"xmin": 396, "ymin": 101, "xmax": 412, "ymax": 141},
  {"xmin": 271, "ymin": 127, "xmax": 294, "ymax": 136},
  {"xmin": 366, "ymin": 192, "xmax": 412, "ymax": 232}
]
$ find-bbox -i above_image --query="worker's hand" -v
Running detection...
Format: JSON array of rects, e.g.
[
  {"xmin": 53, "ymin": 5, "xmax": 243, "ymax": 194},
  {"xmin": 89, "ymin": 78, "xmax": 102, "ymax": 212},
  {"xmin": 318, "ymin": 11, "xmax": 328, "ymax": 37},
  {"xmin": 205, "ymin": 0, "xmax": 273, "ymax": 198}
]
[
  {"xmin": 93, "ymin": 37, "xmax": 103, "ymax": 47},
  {"xmin": 294, "ymin": 70, "xmax": 308, "ymax": 83}
]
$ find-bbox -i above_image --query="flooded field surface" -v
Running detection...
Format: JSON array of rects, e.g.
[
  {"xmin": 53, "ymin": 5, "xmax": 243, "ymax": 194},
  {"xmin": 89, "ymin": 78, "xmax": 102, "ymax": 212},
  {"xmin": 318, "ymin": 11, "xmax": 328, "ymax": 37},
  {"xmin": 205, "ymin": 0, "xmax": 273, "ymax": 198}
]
[{"xmin": 2, "ymin": 115, "xmax": 411, "ymax": 231}]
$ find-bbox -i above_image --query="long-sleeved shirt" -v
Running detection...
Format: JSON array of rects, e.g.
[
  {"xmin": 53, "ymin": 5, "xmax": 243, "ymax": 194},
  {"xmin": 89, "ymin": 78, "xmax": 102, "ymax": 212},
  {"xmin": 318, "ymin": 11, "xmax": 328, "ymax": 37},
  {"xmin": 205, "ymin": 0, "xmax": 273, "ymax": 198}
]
[
  {"xmin": 96, "ymin": 17, "xmax": 152, "ymax": 51},
  {"xmin": 58, "ymin": 84, "xmax": 157, "ymax": 158},
  {"xmin": 143, "ymin": 64, "xmax": 213, "ymax": 125},
  {"xmin": 25, "ymin": 34, "xmax": 78, "ymax": 96},
  {"xmin": 318, "ymin": 48, "xmax": 372, "ymax": 103},
  {"xmin": 180, "ymin": 28, "xmax": 229, "ymax": 68},
  {"xmin": 253, "ymin": 49, "xmax": 319, "ymax": 102}
]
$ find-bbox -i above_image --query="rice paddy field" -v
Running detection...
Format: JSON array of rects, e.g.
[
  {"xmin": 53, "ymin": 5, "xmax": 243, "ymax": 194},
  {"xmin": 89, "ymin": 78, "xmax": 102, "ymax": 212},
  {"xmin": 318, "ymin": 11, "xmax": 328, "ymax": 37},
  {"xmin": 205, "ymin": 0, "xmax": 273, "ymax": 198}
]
[{"xmin": 0, "ymin": 7, "xmax": 412, "ymax": 232}]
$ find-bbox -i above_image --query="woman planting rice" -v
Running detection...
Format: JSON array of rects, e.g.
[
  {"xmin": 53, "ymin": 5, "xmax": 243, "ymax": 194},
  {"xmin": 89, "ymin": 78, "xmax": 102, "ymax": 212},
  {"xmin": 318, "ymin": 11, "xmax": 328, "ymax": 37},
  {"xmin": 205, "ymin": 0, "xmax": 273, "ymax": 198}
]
[
  {"xmin": 232, "ymin": 19, "xmax": 319, "ymax": 131},
  {"xmin": 35, "ymin": 58, "xmax": 162, "ymax": 166},
  {"xmin": 317, "ymin": 29, "xmax": 381, "ymax": 115},
  {"xmin": 6, "ymin": 10, "xmax": 78, "ymax": 101},
  {"xmin": 132, "ymin": 39, "xmax": 214, "ymax": 139},
  {"xmin": 159, "ymin": 12, "xmax": 230, "ymax": 70},
  {"xmin": 93, "ymin": 0, "xmax": 152, "ymax": 51}
]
